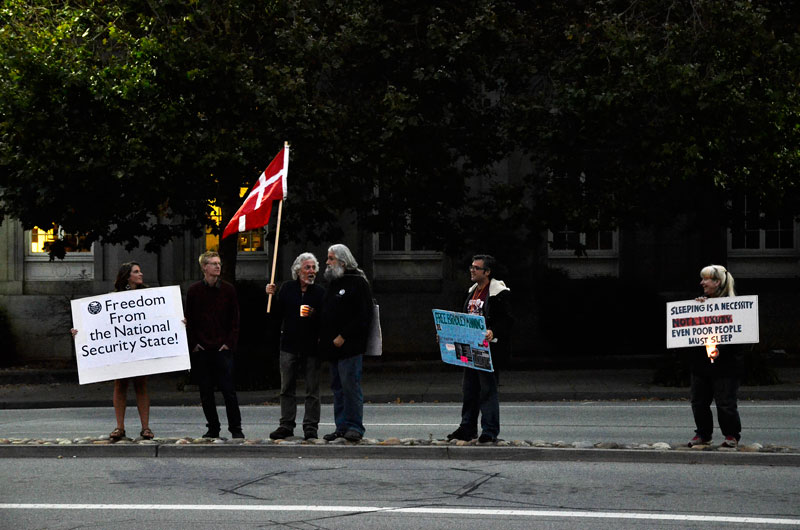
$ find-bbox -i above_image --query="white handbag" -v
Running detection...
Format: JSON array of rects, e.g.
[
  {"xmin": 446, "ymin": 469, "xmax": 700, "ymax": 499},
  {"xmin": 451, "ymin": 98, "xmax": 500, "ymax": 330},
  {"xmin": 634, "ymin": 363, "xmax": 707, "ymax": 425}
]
[{"xmin": 365, "ymin": 302, "xmax": 382, "ymax": 357}]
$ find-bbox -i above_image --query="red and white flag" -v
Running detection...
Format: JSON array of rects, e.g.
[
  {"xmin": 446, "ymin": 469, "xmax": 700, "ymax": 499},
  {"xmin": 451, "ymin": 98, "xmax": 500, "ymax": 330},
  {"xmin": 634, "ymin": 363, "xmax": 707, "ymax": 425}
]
[{"xmin": 222, "ymin": 146, "xmax": 289, "ymax": 240}]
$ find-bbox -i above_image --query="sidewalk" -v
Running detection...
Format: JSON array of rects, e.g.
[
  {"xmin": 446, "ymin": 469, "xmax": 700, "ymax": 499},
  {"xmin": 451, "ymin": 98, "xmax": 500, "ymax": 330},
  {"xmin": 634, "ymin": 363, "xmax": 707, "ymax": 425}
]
[{"xmin": 2, "ymin": 361, "xmax": 799, "ymax": 409}]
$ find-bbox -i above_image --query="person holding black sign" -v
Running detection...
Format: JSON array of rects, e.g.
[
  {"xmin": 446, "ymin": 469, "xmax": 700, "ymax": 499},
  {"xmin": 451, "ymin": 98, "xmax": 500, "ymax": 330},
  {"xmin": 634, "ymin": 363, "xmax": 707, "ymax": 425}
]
[{"xmin": 447, "ymin": 254, "xmax": 512, "ymax": 444}]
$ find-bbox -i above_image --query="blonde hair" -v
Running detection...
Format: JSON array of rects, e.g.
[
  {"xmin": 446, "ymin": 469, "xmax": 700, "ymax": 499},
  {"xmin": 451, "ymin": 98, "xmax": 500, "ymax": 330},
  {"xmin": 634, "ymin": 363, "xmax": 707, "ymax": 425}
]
[
  {"xmin": 198, "ymin": 251, "xmax": 220, "ymax": 269},
  {"xmin": 700, "ymin": 264, "xmax": 736, "ymax": 297}
]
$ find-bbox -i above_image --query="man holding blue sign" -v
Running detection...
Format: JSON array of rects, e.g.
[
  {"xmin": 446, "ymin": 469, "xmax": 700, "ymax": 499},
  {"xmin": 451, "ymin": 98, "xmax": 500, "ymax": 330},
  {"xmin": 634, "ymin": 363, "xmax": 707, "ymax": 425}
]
[{"xmin": 446, "ymin": 254, "xmax": 512, "ymax": 444}]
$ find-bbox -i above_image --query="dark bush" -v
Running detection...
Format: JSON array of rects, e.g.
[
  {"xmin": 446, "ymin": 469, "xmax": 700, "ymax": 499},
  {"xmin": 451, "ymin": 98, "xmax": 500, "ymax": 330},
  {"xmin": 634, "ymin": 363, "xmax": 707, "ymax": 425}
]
[
  {"xmin": 0, "ymin": 305, "xmax": 17, "ymax": 368},
  {"xmin": 533, "ymin": 268, "xmax": 664, "ymax": 357},
  {"xmin": 234, "ymin": 280, "xmax": 281, "ymax": 390}
]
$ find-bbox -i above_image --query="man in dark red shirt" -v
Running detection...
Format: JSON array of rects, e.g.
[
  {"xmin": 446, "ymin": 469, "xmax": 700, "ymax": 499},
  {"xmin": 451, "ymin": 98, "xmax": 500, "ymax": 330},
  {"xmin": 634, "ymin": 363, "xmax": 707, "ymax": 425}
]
[{"xmin": 185, "ymin": 251, "xmax": 244, "ymax": 439}]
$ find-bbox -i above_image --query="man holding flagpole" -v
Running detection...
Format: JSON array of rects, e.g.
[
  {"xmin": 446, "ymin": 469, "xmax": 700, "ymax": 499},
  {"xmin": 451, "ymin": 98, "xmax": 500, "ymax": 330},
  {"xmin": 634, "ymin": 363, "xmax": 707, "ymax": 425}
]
[{"xmin": 265, "ymin": 253, "xmax": 325, "ymax": 440}]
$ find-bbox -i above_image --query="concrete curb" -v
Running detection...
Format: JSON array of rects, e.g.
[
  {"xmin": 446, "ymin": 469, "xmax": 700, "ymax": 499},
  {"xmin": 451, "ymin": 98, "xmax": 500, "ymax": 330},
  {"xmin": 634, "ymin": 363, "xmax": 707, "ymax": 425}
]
[{"xmin": 2, "ymin": 444, "xmax": 799, "ymax": 466}]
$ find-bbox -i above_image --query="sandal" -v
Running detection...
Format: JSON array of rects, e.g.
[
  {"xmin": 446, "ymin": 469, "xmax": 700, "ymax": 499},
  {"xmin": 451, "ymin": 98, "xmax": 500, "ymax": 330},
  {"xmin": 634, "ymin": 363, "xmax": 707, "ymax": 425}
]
[
  {"xmin": 109, "ymin": 427, "xmax": 126, "ymax": 441},
  {"xmin": 140, "ymin": 428, "xmax": 154, "ymax": 440}
]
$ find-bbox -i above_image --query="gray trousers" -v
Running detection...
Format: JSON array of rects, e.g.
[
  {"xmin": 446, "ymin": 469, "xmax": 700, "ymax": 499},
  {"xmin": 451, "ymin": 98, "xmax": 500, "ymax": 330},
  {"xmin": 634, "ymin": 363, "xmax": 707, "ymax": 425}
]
[{"xmin": 279, "ymin": 351, "xmax": 321, "ymax": 432}]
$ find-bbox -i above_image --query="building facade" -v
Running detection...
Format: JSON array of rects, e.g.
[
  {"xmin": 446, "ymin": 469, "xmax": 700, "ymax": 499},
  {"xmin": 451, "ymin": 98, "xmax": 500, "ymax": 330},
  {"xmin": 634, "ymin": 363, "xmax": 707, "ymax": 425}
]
[{"xmin": 2, "ymin": 197, "xmax": 799, "ymax": 366}]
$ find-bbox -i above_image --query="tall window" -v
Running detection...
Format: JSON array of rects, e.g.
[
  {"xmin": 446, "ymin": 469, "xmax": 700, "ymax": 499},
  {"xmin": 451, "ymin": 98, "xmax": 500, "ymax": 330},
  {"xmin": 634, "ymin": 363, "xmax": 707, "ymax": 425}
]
[
  {"xmin": 546, "ymin": 224, "xmax": 619, "ymax": 278},
  {"xmin": 372, "ymin": 217, "xmax": 442, "ymax": 281},
  {"xmin": 549, "ymin": 225, "xmax": 616, "ymax": 256},
  {"xmin": 205, "ymin": 201, "xmax": 223, "ymax": 251},
  {"xmin": 205, "ymin": 189, "xmax": 265, "ymax": 252},
  {"xmin": 29, "ymin": 224, "xmax": 91, "ymax": 254},
  {"xmin": 730, "ymin": 196, "xmax": 795, "ymax": 251},
  {"xmin": 377, "ymin": 230, "xmax": 431, "ymax": 252}
]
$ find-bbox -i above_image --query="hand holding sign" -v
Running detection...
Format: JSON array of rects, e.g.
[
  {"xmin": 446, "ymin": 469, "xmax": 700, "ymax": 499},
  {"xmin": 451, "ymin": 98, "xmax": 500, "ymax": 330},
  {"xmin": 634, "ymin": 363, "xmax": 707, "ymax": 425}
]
[
  {"xmin": 666, "ymin": 295, "xmax": 759, "ymax": 350},
  {"xmin": 433, "ymin": 309, "xmax": 494, "ymax": 372},
  {"xmin": 71, "ymin": 286, "xmax": 190, "ymax": 384}
]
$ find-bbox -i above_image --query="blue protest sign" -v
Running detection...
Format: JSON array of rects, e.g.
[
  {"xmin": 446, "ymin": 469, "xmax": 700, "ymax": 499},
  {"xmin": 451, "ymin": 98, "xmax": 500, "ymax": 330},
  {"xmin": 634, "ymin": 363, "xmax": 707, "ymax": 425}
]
[{"xmin": 432, "ymin": 309, "xmax": 493, "ymax": 372}]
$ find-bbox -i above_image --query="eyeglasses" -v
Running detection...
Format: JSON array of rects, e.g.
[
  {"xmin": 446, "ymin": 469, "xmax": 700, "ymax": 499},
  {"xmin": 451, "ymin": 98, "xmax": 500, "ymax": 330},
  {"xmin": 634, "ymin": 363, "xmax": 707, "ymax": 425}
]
[{"xmin": 469, "ymin": 266, "xmax": 486, "ymax": 271}]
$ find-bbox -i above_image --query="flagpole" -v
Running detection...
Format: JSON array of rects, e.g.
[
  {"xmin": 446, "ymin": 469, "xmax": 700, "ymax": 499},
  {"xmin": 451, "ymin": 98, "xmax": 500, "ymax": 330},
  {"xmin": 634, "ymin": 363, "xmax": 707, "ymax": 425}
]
[
  {"xmin": 266, "ymin": 141, "xmax": 289, "ymax": 313},
  {"xmin": 266, "ymin": 199, "xmax": 283, "ymax": 313}
]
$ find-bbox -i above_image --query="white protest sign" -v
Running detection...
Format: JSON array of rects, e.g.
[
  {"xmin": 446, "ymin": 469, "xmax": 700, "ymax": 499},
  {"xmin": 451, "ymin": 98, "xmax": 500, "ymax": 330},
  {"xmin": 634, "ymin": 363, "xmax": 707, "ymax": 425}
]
[
  {"xmin": 666, "ymin": 295, "xmax": 759, "ymax": 349},
  {"xmin": 70, "ymin": 285, "xmax": 190, "ymax": 384}
]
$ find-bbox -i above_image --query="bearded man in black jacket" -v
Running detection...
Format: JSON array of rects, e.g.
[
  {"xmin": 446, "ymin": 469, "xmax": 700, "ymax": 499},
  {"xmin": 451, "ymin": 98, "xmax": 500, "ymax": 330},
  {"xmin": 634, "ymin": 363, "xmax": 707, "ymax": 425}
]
[{"xmin": 319, "ymin": 244, "xmax": 373, "ymax": 443}]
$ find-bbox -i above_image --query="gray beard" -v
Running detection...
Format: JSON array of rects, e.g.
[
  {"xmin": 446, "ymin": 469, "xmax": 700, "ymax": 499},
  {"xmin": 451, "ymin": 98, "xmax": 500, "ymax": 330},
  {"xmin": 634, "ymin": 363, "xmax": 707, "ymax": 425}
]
[{"xmin": 324, "ymin": 263, "xmax": 344, "ymax": 281}]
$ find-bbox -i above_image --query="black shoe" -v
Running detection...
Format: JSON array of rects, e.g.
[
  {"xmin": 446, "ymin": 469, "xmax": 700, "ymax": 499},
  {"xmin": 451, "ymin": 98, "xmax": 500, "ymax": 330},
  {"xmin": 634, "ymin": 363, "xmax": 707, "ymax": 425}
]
[
  {"xmin": 231, "ymin": 430, "xmax": 245, "ymax": 439},
  {"xmin": 304, "ymin": 429, "xmax": 318, "ymax": 440},
  {"xmin": 447, "ymin": 427, "xmax": 476, "ymax": 441},
  {"xmin": 343, "ymin": 430, "xmax": 363, "ymax": 442},
  {"xmin": 323, "ymin": 431, "xmax": 344, "ymax": 442},
  {"xmin": 269, "ymin": 426, "xmax": 294, "ymax": 440},
  {"xmin": 478, "ymin": 433, "xmax": 497, "ymax": 444},
  {"xmin": 202, "ymin": 429, "xmax": 220, "ymax": 439}
]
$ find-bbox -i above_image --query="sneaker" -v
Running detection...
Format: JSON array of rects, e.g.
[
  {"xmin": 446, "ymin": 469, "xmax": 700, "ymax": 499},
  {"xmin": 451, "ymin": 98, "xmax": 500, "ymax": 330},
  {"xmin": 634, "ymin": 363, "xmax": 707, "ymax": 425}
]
[
  {"xmin": 269, "ymin": 426, "xmax": 294, "ymax": 440},
  {"xmin": 447, "ymin": 427, "xmax": 476, "ymax": 442},
  {"xmin": 343, "ymin": 430, "xmax": 363, "ymax": 442},
  {"xmin": 231, "ymin": 430, "xmax": 245, "ymax": 439},
  {"xmin": 687, "ymin": 435, "xmax": 712, "ymax": 447},
  {"xmin": 721, "ymin": 436, "xmax": 738, "ymax": 448},
  {"xmin": 202, "ymin": 429, "xmax": 220, "ymax": 439},
  {"xmin": 304, "ymin": 429, "xmax": 318, "ymax": 440},
  {"xmin": 478, "ymin": 433, "xmax": 497, "ymax": 444},
  {"xmin": 323, "ymin": 431, "xmax": 344, "ymax": 442}
]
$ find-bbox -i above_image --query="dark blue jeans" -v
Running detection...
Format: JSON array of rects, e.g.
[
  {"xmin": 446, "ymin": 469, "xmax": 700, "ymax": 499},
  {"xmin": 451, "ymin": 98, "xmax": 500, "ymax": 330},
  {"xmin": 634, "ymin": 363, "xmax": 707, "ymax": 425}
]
[
  {"xmin": 279, "ymin": 351, "xmax": 321, "ymax": 432},
  {"xmin": 194, "ymin": 349, "xmax": 242, "ymax": 434},
  {"xmin": 460, "ymin": 368, "xmax": 500, "ymax": 438},
  {"xmin": 690, "ymin": 371, "xmax": 741, "ymax": 440},
  {"xmin": 330, "ymin": 354, "xmax": 364, "ymax": 436}
]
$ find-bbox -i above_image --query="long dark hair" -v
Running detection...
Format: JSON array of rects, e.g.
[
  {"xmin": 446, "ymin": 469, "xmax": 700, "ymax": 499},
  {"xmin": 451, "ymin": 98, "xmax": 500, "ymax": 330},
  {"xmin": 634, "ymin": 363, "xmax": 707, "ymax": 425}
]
[{"xmin": 114, "ymin": 261, "xmax": 146, "ymax": 292}]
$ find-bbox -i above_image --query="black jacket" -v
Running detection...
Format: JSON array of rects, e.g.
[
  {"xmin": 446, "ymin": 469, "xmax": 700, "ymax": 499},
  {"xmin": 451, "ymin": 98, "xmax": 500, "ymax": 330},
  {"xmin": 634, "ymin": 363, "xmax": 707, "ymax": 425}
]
[
  {"xmin": 463, "ymin": 278, "xmax": 513, "ymax": 368},
  {"xmin": 690, "ymin": 343, "xmax": 745, "ymax": 377},
  {"xmin": 319, "ymin": 270, "xmax": 373, "ymax": 360},
  {"xmin": 272, "ymin": 280, "xmax": 326, "ymax": 356}
]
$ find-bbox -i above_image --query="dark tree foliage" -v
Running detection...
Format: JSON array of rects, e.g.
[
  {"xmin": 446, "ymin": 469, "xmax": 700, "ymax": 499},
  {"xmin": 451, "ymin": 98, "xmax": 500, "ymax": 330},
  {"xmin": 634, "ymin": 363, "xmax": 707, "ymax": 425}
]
[
  {"xmin": 1, "ymin": 0, "xmax": 798, "ymax": 273},
  {"xmin": 511, "ymin": 0, "xmax": 800, "ymax": 235},
  {"xmin": 0, "ymin": 0, "xmax": 524, "ymax": 261}
]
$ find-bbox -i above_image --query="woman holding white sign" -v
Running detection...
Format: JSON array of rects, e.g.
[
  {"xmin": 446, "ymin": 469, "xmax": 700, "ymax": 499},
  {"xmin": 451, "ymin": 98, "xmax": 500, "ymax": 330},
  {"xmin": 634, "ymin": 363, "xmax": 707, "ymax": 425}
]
[
  {"xmin": 71, "ymin": 262, "xmax": 154, "ymax": 441},
  {"xmin": 688, "ymin": 264, "xmax": 742, "ymax": 449}
]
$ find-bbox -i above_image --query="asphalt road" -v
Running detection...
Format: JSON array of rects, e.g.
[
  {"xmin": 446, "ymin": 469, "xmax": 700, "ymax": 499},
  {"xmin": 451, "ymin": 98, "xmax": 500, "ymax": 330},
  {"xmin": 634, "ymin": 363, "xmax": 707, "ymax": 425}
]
[
  {"xmin": 1, "ymin": 401, "xmax": 799, "ymax": 447},
  {"xmin": 3, "ymin": 402, "xmax": 799, "ymax": 529},
  {"xmin": 2, "ymin": 457, "xmax": 799, "ymax": 529}
]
